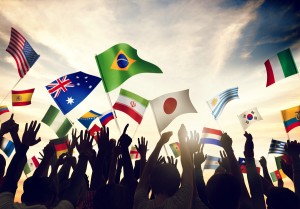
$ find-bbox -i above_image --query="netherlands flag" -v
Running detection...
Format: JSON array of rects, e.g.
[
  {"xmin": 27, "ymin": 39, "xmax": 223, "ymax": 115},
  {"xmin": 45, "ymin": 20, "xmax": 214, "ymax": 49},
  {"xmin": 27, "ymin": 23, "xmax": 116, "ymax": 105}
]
[
  {"xmin": 99, "ymin": 110, "xmax": 115, "ymax": 126},
  {"xmin": 200, "ymin": 127, "xmax": 222, "ymax": 147}
]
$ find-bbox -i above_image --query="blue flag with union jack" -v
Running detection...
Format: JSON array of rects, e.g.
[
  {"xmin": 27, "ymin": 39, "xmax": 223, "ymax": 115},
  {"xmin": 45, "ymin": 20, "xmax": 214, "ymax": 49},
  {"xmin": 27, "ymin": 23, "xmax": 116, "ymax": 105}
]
[{"xmin": 46, "ymin": 71, "xmax": 101, "ymax": 114}]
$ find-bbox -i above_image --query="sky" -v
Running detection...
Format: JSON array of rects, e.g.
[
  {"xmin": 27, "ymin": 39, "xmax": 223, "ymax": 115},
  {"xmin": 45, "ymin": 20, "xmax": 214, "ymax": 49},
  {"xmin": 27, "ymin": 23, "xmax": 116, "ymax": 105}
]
[{"xmin": 0, "ymin": 0, "xmax": 300, "ymax": 202}]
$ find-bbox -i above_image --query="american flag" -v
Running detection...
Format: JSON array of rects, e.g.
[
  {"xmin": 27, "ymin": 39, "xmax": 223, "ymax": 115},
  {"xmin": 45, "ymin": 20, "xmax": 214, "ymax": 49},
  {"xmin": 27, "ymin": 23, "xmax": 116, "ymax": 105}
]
[{"xmin": 6, "ymin": 27, "xmax": 40, "ymax": 78}]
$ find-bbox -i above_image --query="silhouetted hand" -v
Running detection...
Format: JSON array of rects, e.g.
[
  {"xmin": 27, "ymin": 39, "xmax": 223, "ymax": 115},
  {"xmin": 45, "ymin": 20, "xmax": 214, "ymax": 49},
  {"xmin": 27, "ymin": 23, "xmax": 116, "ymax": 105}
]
[
  {"xmin": 259, "ymin": 156, "xmax": 267, "ymax": 168},
  {"xmin": 135, "ymin": 137, "xmax": 148, "ymax": 159},
  {"xmin": 218, "ymin": 150, "xmax": 230, "ymax": 172},
  {"xmin": 220, "ymin": 132, "xmax": 232, "ymax": 152},
  {"xmin": 97, "ymin": 127, "xmax": 110, "ymax": 154},
  {"xmin": 178, "ymin": 124, "xmax": 187, "ymax": 143},
  {"xmin": 156, "ymin": 156, "xmax": 166, "ymax": 165},
  {"xmin": 68, "ymin": 129, "xmax": 79, "ymax": 156},
  {"xmin": 193, "ymin": 144, "xmax": 207, "ymax": 168},
  {"xmin": 167, "ymin": 156, "xmax": 178, "ymax": 167},
  {"xmin": 76, "ymin": 130, "xmax": 93, "ymax": 155},
  {"xmin": 22, "ymin": 121, "xmax": 41, "ymax": 146},
  {"xmin": 119, "ymin": 124, "xmax": 132, "ymax": 148},
  {"xmin": 244, "ymin": 131, "xmax": 254, "ymax": 158},
  {"xmin": 0, "ymin": 114, "xmax": 16, "ymax": 137},
  {"xmin": 187, "ymin": 130, "xmax": 200, "ymax": 154},
  {"xmin": 285, "ymin": 140, "xmax": 300, "ymax": 160},
  {"xmin": 117, "ymin": 156, "xmax": 124, "ymax": 171}
]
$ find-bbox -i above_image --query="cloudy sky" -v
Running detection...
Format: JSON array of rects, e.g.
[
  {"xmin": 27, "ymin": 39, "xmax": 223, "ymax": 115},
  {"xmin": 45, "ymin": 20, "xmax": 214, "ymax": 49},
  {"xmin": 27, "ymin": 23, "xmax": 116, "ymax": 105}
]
[{"xmin": 1, "ymin": 0, "xmax": 300, "ymax": 200}]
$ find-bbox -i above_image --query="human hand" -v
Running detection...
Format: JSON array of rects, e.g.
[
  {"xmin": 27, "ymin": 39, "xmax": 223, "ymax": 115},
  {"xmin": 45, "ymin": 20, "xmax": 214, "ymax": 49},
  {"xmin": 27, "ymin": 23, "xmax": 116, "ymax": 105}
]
[
  {"xmin": 218, "ymin": 150, "xmax": 230, "ymax": 172},
  {"xmin": 68, "ymin": 129, "xmax": 79, "ymax": 155},
  {"xmin": 220, "ymin": 132, "xmax": 232, "ymax": 152},
  {"xmin": 259, "ymin": 156, "xmax": 267, "ymax": 168},
  {"xmin": 159, "ymin": 131, "xmax": 173, "ymax": 146},
  {"xmin": 76, "ymin": 130, "xmax": 93, "ymax": 155},
  {"xmin": 244, "ymin": 131, "xmax": 254, "ymax": 158},
  {"xmin": 0, "ymin": 114, "xmax": 16, "ymax": 136},
  {"xmin": 22, "ymin": 121, "xmax": 41, "ymax": 147},
  {"xmin": 167, "ymin": 156, "xmax": 178, "ymax": 167},
  {"xmin": 187, "ymin": 130, "xmax": 200, "ymax": 154},
  {"xmin": 135, "ymin": 137, "xmax": 148, "ymax": 159},
  {"xmin": 193, "ymin": 144, "xmax": 207, "ymax": 168},
  {"xmin": 43, "ymin": 142, "xmax": 56, "ymax": 160},
  {"xmin": 156, "ymin": 156, "xmax": 166, "ymax": 165},
  {"xmin": 97, "ymin": 127, "xmax": 110, "ymax": 154},
  {"xmin": 178, "ymin": 124, "xmax": 187, "ymax": 143},
  {"xmin": 119, "ymin": 124, "xmax": 132, "ymax": 148},
  {"xmin": 285, "ymin": 140, "xmax": 300, "ymax": 160}
]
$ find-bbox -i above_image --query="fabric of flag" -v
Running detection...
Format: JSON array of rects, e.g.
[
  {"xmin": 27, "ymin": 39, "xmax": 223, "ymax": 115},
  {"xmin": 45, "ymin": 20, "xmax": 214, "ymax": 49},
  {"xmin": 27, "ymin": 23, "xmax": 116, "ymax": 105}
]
[
  {"xmin": 0, "ymin": 138, "xmax": 15, "ymax": 157},
  {"xmin": 204, "ymin": 155, "xmax": 220, "ymax": 170},
  {"xmin": 207, "ymin": 87, "xmax": 239, "ymax": 119},
  {"xmin": 113, "ymin": 89, "xmax": 149, "ymax": 124},
  {"xmin": 268, "ymin": 139, "xmax": 286, "ymax": 154},
  {"xmin": 238, "ymin": 157, "xmax": 261, "ymax": 174},
  {"xmin": 150, "ymin": 89, "xmax": 197, "ymax": 132},
  {"xmin": 12, "ymin": 89, "xmax": 34, "ymax": 106},
  {"xmin": 265, "ymin": 48, "xmax": 298, "ymax": 87},
  {"xmin": 89, "ymin": 124, "xmax": 101, "ymax": 141},
  {"xmin": 130, "ymin": 146, "xmax": 140, "ymax": 159},
  {"xmin": 46, "ymin": 71, "xmax": 101, "ymax": 114},
  {"xmin": 99, "ymin": 110, "xmax": 114, "ymax": 126},
  {"xmin": 50, "ymin": 136, "xmax": 69, "ymax": 158},
  {"xmin": 281, "ymin": 105, "xmax": 300, "ymax": 133},
  {"xmin": 270, "ymin": 170, "xmax": 282, "ymax": 182},
  {"xmin": 6, "ymin": 27, "xmax": 40, "ymax": 78},
  {"xmin": 0, "ymin": 106, "xmax": 9, "ymax": 115},
  {"xmin": 24, "ymin": 156, "xmax": 39, "ymax": 175},
  {"xmin": 95, "ymin": 43, "xmax": 162, "ymax": 92},
  {"xmin": 275, "ymin": 155, "xmax": 291, "ymax": 170},
  {"xmin": 169, "ymin": 142, "xmax": 181, "ymax": 158},
  {"xmin": 78, "ymin": 110, "xmax": 101, "ymax": 129},
  {"xmin": 41, "ymin": 105, "xmax": 73, "ymax": 138},
  {"xmin": 238, "ymin": 107, "xmax": 263, "ymax": 130},
  {"xmin": 200, "ymin": 127, "xmax": 222, "ymax": 147}
]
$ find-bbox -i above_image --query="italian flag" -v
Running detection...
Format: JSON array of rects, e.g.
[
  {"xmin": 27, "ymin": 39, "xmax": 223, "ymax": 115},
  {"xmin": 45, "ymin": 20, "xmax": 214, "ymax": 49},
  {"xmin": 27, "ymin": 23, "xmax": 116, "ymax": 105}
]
[
  {"xmin": 265, "ymin": 48, "xmax": 298, "ymax": 87},
  {"xmin": 24, "ymin": 156, "xmax": 39, "ymax": 175},
  {"xmin": 41, "ymin": 105, "xmax": 73, "ymax": 137},
  {"xmin": 113, "ymin": 89, "xmax": 149, "ymax": 124}
]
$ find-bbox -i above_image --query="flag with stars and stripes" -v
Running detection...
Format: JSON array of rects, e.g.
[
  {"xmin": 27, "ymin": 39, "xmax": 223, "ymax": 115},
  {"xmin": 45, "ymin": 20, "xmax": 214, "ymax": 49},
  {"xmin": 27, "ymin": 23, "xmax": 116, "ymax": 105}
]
[
  {"xmin": 6, "ymin": 27, "xmax": 40, "ymax": 78},
  {"xmin": 46, "ymin": 71, "xmax": 101, "ymax": 114}
]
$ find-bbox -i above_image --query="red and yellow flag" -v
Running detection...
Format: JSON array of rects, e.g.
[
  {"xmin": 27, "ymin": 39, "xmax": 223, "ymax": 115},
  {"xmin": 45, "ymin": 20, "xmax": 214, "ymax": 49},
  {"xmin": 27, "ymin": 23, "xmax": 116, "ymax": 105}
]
[{"xmin": 12, "ymin": 88, "xmax": 34, "ymax": 106}]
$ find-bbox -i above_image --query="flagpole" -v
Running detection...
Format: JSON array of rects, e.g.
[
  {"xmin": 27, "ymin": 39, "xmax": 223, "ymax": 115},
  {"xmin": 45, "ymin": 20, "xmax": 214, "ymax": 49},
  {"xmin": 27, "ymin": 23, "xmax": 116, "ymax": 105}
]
[
  {"xmin": 132, "ymin": 123, "xmax": 139, "ymax": 140},
  {"xmin": 0, "ymin": 78, "xmax": 22, "ymax": 106},
  {"xmin": 206, "ymin": 100, "xmax": 224, "ymax": 131},
  {"xmin": 150, "ymin": 103, "xmax": 169, "ymax": 157}
]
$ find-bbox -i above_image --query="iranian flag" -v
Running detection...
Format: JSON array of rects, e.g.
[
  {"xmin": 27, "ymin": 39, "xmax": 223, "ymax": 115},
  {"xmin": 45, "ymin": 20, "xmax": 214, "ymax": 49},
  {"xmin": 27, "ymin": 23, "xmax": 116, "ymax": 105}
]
[
  {"xmin": 150, "ymin": 89, "xmax": 197, "ymax": 132},
  {"xmin": 113, "ymin": 89, "xmax": 149, "ymax": 124},
  {"xmin": 265, "ymin": 48, "xmax": 298, "ymax": 87}
]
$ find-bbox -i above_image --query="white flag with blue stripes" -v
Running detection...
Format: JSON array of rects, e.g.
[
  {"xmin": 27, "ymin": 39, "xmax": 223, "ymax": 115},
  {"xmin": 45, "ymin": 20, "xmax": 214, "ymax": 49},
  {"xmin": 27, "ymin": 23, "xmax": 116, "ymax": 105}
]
[{"xmin": 207, "ymin": 87, "xmax": 239, "ymax": 119}]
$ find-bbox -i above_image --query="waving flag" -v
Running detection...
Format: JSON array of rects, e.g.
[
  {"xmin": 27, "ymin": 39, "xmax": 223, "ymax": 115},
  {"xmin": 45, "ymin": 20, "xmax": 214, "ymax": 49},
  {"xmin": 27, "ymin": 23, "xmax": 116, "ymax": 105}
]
[
  {"xmin": 204, "ymin": 155, "xmax": 220, "ymax": 170},
  {"xmin": 270, "ymin": 170, "xmax": 282, "ymax": 182},
  {"xmin": 42, "ymin": 105, "xmax": 73, "ymax": 137},
  {"xmin": 238, "ymin": 107, "xmax": 263, "ymax": 130},
  {"xmin": 150, "ymin": 89, "xmax": 197, "ymax": 132},
  {"xmin": 78, "ymin": 110, "xmax": 101, "ymax": 129},
  {"xmin": 207, "ymin": 87, "xmax": 239, "ymax": 119},
  {"xmin": 113, "ymin": 89, "xmax": 149, "ymax": 124},
  {"xmin": 50, "ymin": 136, "xmax": 69, "ymax": 158},
  {"xmin": 12, "ymin": 89, "xmax": 34, "ymax": 106},
  {"xmin": 268, "ymin": 139, "xmax": 286, "ymax": 154},
  {"xmin": 95, "ymin": 43, "xmax": 162, "ymax": 92},
  {"xmin": 281, "ymin": 105, "xmax": 300, "ymax": 133},
  {"xmin": 200, "ymin": 127, "xmax": 222, "ymax": 147},
  {"xmin": 89, "ymin": 124, "xmax": 101, "ymax": 141},
  {"xmin": 6, "ymin": 28, "xmax": 40, "ymax": 78},
  {"xmin": 0, "ymin": 138, "xmax": 15, "ymax": 157},
  {"xmin": 24, "ymin": 156, "xmax": 39, "ymax": 175},
  {"xmin": 169, "ymin": 142, "xmax": 181, "ymax": 158},
  {"xmin": 46, "ymin": 71, "xmax": 101, "ymax": 114},
  {"xmin": 238, "ymin": 157, "xmax": 260, "ymax": 174},
  {"xmin": 99, "ymin": 110, "xmax": 114, "ymax": 126},
  {"xmin": 0, "ymin": 106, "xmax": 9, "ymax": 115},
  {"xmin": 265, "ymin": 48, "xmax": 298, "ymax": 87}
]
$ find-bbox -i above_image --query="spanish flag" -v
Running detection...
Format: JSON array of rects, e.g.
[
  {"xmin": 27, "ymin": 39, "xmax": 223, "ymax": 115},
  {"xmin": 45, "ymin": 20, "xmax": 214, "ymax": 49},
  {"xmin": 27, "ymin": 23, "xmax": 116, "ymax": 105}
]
[
  {"xmin": 281, "ymin": 105, "xmax": 300, "ymax": 133},
  {"xmin": 12, "ymin": 89, "xmax": 34, "ymax": 106}
]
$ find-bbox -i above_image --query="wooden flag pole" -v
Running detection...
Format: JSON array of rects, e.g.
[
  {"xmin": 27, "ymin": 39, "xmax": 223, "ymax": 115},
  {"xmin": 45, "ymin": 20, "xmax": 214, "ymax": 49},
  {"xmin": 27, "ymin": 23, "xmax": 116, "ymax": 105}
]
[{"xmin": 0, "ymin": 78, "xmax": 22, "ymax": 106}]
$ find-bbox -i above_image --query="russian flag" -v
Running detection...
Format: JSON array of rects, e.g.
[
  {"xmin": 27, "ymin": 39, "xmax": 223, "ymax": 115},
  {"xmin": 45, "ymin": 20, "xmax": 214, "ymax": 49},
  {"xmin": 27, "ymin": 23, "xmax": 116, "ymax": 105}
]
[
  {"xmin": 200, "ymin": 127, "xmax": 222, "ymax": 146},
  {"xmin": 99, "ymin": 111, "xmax": 114, "ymax": 126}
]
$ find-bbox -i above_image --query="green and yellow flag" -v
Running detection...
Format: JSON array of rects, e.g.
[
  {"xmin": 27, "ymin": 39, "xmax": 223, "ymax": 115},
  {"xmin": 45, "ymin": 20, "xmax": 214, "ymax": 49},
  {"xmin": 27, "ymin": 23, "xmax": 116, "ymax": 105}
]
[{"xmin": 95, "ymin": 43, "xmax": 162, "ymax": 92}]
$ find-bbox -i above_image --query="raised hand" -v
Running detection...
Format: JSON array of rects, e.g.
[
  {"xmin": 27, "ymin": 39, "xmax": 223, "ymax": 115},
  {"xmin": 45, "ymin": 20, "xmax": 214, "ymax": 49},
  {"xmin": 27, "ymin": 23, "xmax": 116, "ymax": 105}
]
[
  {"xmin": 135, "ymin": 137, "xmax": 148, "ymax": 159},
  {"xmin": 97, "ymin": 127, "xmax": 110, "ymax": 153},
  {"xmin": 22, "ymin": 121, "xmax": 41, "ymax": 146},
  {"xmin": 218, "ymin": 150, "xmax": 230, "ymax": 172},
  {"xmin": 43, "ymin": 142, "xmax": 56, "ymax": 160},
  {"xmin": 187, "ymin": 130, "xmax": 200, "ymax": 154},
  {"xmin": 76, "ymin": 130, "xmax": 93, "ymax": 155},
  {"xmin": 167, "ymin": 156, "xmax": 178, "ymax": 167},
  {"xmin": 159, "ymin": 131, "xmax": 173, "ymax": 146},
  {"xmin": 244, "ymin": 131, "xmax": 254, "ymax": 158},
  {"xmin": 259, "ymin": 156, "xmax": 267, "ymax": 168},
  {"xmin": 285, "ymin": 140, "xmax": 300, "ymax": 160},
  {"xmin": 220, "ymin": 132, "xmax": 233, "ymax": 152},
  {"xmin": 68, "ymin": 129, "xmax": 79, "ymax": 155},
  {"xmin": 193, "ymin": 144, "xmax": 207, "ymax": 168},
  {"xmin": 0, "ymin": 114, "xmax": 16, "ymax": 137},
  {"xmin": 178, "ymin": 124, "xmax": 187, "ymax": 143},
  {"xmin": 156, "ymin": 156, "xmax": 166, "ymax": 165},
  {"xmin": 119, "ymin": 124, "xmax": 132, "ymax": 148}
]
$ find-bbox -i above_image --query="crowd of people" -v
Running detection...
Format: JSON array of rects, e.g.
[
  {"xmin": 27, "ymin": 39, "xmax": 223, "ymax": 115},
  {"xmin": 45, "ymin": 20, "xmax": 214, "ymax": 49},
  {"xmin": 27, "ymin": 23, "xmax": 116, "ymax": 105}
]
[{"xmin": 0, "ymin": 114, "xmax": 299, "ymax": 209}]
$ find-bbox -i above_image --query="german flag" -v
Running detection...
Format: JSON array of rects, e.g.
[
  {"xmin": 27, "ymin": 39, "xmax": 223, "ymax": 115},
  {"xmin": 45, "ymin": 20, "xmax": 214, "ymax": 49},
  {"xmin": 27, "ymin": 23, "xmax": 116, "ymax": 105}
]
[{"xmin": 50, "ymin": 136, "xmax": 69, "ymax": 158}]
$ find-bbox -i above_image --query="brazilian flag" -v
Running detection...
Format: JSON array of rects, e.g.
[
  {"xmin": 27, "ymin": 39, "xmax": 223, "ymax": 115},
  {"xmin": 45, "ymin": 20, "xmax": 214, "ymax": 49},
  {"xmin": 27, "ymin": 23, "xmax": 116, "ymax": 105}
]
[{"xmin": 95, "ymin": 43, "xmax": 162, "ymax": 92}]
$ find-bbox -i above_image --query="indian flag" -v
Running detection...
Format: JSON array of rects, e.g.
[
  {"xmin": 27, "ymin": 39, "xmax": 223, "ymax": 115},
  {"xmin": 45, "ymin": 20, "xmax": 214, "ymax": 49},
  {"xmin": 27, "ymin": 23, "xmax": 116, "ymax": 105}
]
[
  {"xmin": 24, "ymin": 156, "xmax": 39, "ymax": 175},
  {"xmin": 42, "ymin": 105, "xmax": 73, "ymax": 137},
  {"xmin": 265, "ymin": 48, "xmax": 298, "ymax": 87},
  {"xmin": 113, "ymin": 89, "xmax": 149, "ymax": 124}
]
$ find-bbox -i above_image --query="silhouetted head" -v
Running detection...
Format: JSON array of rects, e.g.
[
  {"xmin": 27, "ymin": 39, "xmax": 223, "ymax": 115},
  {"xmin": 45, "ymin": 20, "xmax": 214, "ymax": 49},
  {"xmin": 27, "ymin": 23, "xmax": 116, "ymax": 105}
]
[
  {"xmin": 266, "ymin": 187, "xmax": 299, "ymax": 209},
  {"xmin": 93, "ymin": 184, "xmax": 132, "ymax": 209},
  {"xmin": 206, "ymin": 173, "xmax": 241, "ymax": 209},
  {"xmin": 22, "ymin": 176, "xmax": 57, "ymax": 207},
  {"xmin": 0, "ymin": 154, "xmax": 5, "ymax": 178},
  {"xmin": 150, "ymin": 163, "xmax": 180, "ymax": 197}
]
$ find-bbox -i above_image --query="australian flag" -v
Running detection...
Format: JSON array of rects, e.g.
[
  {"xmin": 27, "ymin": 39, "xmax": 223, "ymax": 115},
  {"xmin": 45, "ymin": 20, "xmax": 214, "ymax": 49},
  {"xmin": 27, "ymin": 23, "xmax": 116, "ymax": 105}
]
[{"xmin": 46, "ymin": 71, "xmax": 101, "ymax": 114}]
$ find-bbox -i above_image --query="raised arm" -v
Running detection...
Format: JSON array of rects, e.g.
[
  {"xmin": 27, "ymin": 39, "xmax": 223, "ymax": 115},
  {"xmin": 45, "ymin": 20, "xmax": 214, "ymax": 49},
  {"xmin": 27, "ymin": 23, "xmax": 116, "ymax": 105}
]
[{"xmin": 259, "ymin": 156, "xmax": 272, "ymax": 184}]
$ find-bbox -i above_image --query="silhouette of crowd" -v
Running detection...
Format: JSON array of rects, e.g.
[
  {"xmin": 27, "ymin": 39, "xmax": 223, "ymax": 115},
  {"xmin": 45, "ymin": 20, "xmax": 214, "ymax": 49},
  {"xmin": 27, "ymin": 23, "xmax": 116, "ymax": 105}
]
[{"xmin": 0, "ymin": 114, "xmax": 299, "ymax": 209}]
